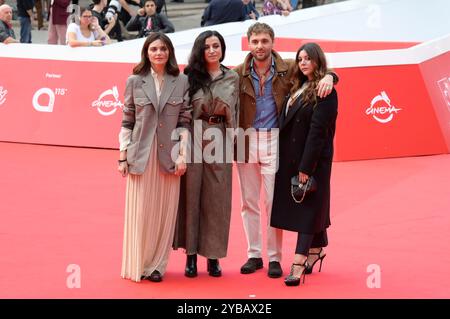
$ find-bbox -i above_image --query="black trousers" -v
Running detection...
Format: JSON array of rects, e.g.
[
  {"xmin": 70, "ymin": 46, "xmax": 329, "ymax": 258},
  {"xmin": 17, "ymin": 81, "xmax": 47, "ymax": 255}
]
[{"xmin": 295, "ymin": 229, "xmax": 328, "ymax": 256}]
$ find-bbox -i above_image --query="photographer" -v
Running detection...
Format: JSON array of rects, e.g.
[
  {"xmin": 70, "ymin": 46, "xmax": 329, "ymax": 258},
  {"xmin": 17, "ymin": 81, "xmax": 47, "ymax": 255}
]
[
  {"xmin": 126, "ymin": 0, "xmax": 174, "ymax": 37},
  {"xmin": 118, "ymin": 0, "xmax": 141, "ymax": 25},
  {"xmin": 92, "ymin": 0, "xmax": 123, "ymax": 41}
]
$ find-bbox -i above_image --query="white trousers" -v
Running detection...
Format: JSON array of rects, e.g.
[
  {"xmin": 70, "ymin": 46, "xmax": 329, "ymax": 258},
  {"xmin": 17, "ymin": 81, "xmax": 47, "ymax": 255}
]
[{"xmin": 236, "ymin": 130, "xmax": 283, "ymax": 262}]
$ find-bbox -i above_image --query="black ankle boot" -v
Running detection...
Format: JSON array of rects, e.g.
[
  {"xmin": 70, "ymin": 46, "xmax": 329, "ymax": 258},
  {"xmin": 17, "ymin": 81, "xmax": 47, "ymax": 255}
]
[
  {"xmin": 185, "ymin": 254, "xmax": 197, "ymax": 278},
  {"xmin": 207, "ymin": 258, "xmax": 222, "ymax": 277}
]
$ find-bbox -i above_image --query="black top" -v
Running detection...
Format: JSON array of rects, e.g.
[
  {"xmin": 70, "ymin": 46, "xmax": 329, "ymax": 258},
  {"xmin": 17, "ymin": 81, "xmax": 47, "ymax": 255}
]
[
  {"xmin": 201, "ymin": 0, "xmax": 245, "ymax": 27},
  {"xmin": 17, "ymin": 0, "xmax": 35, "ymax": 18}
]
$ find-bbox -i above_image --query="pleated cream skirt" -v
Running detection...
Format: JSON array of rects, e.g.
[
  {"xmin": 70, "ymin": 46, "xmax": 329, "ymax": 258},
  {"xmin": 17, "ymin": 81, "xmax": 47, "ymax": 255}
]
[{"xmin": 121, "ymin": 138, "xmax": 180, "ymax": 282}]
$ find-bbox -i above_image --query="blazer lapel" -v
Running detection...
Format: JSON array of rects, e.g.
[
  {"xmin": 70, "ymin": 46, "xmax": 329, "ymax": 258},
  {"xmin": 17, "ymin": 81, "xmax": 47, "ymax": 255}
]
[
  {"xmin": 281, "ymin": 97, "xmax": 304, "ymax": 130},
  {"xmin": 141, "ymin": 73, "xmax": 159, "ymax": 111},
  {"xmin": 158, "ymin": 74, "xmax": 177, "ymax": 113}
]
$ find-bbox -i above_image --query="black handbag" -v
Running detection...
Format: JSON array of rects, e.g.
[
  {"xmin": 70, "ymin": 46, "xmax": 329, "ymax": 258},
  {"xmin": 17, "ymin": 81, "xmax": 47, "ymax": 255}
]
[{"xmin": 291, "ymin": 175, "xmax": 317, "ymax": 203}]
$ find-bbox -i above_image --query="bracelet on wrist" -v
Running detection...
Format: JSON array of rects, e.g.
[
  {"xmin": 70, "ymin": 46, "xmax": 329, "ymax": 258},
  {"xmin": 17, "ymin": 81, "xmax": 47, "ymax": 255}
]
[{"xmin": 118, "ymin": 159, "xmax": 127, "ymax": 164}]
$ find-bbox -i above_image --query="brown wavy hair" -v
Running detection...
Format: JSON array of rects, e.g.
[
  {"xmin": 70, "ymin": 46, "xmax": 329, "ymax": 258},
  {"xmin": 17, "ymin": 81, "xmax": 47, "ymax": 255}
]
[
  {"xmin": 246, "ymin": 22, "xmax": 274, "ymax": 41},
  {"xmin": 133, "ymin": 32, "xmax": 180, "ymax": 76},
  {"xmin": 290, "ymin": 43, "xmax": 328, "ymax": 107}
]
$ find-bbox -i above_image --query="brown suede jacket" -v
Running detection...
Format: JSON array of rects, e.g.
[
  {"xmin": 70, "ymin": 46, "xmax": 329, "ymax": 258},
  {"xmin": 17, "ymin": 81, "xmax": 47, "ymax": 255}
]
[{"xmin": 233, "ymin": 50, "xmax": 338, "ymax": 162}]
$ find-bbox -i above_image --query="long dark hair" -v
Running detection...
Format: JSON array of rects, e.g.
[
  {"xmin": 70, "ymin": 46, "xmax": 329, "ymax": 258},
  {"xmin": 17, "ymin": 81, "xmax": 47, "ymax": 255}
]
[
  {"xmin": 184, "ymin": 30, "xmax": 226, "ymax": 100},
  {"xmin": 290, "ymin": 42, "xmax": 328, "ymax": 107},
  {"xmin": 133, "ymin": 32, "xmax": 180, "ymax": 76}
]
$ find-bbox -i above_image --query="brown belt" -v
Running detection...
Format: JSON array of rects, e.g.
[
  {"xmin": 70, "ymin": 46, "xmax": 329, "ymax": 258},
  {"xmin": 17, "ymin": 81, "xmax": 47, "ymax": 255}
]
[{"xmin": 199, "ymin": 113, "xmax": 226, "ymax": 124}]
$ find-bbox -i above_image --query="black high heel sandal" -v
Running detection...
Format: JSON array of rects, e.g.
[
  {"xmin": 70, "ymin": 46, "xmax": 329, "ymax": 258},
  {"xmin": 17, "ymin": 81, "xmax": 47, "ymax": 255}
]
[
  {"xmin": 284, "ymin": 260, "xmax": 309, "ymax": 286},
  {"xmin": 305, "ymin": 248, "xmax": 326, "ymax": 275}
]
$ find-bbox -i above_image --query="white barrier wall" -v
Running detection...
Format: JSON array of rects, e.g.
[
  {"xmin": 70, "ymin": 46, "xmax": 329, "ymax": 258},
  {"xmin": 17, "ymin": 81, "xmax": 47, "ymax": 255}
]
[{"xmin": 1, "ymin": 0, "xmax": 449, "ymax": 161}]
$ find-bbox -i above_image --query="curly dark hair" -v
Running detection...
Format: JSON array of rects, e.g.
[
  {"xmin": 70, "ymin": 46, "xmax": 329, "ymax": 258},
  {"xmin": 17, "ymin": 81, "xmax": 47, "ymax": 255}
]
[{"xmin": 184, "ymin": 30, "xmax": 226, "ymax": 101}]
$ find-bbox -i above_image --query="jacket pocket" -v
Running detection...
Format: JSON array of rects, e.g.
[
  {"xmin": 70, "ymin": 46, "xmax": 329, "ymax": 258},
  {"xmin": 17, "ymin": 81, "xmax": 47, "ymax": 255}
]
[
  {"xmin": 164, "ymin": 97, "xmax": 183, "ymax": 115},
  {"xmin": 134, "ymin": 97, "xmax": 152, "ymax": 107},
  {"xmin": 134, "ymin": 97, "xmax": 152, "ymax": 117}
]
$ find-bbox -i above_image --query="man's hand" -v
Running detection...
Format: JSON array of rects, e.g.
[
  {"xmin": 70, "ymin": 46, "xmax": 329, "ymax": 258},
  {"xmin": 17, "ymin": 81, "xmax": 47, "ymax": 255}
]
[{"xmin": 317, "ymin": 74, "xmax": 334, "ymax": 98}]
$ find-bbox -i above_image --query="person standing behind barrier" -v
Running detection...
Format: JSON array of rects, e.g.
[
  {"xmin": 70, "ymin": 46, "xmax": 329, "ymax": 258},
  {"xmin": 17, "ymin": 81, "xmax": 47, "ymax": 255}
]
[
  {"xmin": 47, "ymin": 0, "xmax": 70, "ymax": 45},
  {"xmin": 119, "ymin": 32, "xmax": 192, "ymax": 282},
  {"xmin": 200, "ymin": 0, "xmax": 245, "ymax": 27},
  {"xmin": 243, "ymin": 0, "xmax": 259, "ymax": 20},
  {"xmin": 66, "ymin": 7, "xmax": 111, "ymax": 47},
  {"xmin": 234, "ymin": 22, "xmax": 336, "ymax": 278},
  {"xmin": 173, "ymin": 30, "xmax": 239, "ymax": 278},
  {"xmin": 0, "ymin": 4, "xmax": 18, "ymax": 44},
  {"xmin": 17, "ymin": 0, "xmax": 35, "ymax": 43},
  {"xmin": 271, "ymin": 43, "xmax": 338, "ymax": 286}
]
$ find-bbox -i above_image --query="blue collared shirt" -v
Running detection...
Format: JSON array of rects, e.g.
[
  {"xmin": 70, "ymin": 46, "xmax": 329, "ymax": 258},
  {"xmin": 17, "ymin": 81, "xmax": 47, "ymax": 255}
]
[{"xmin": 250, "ymin": 57, "xmax": 278, "ymax": 129}]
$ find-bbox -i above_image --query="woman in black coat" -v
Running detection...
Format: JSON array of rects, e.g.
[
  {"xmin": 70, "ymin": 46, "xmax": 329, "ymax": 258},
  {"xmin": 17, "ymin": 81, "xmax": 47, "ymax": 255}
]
[{"xmin": 270, "ymin": 42, "xmax": 338, "ymax": 286}]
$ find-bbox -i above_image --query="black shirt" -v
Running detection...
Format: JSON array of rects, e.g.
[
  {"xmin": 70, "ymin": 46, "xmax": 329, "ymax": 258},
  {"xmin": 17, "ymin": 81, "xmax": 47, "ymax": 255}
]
[{"xmin": 17, "ymin": 0, "xmax": 35, "ymax": 18}]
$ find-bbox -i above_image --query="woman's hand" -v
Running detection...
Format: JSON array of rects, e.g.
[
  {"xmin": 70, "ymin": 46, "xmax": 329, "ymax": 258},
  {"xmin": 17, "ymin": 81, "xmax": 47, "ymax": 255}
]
[
  {"xmin": 174, "ymin": 155, "xmax": 187, "ymax": 176},
  {"xmin": 118, "ymin": 161, "xmax": 128, "ymax": 177},
  {"xmin": 298, "ymin": 171, "xmax": 309, "ymax": 184},
  {"xmin": 90, "ymin": 40, "xmax": 104, "ymax": 46}
]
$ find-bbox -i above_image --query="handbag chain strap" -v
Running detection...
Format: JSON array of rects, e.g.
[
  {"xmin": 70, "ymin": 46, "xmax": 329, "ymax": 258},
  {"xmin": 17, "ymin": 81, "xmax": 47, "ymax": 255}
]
[{"xmin": 291, "ymin": 178, "xmax": 312, "ymax": 204}]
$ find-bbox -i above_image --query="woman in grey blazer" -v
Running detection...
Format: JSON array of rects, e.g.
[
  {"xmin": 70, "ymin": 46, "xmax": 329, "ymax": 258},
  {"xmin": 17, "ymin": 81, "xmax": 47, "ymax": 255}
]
[{"xmin": 118, "ymin": 32, "xmax": 192, "ymax": 283}]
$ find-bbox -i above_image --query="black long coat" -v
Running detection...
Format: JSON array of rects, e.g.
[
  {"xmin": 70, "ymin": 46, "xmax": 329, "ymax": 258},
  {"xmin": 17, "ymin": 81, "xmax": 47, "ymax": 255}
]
[{"xmin": 270, "ymin": 89, "xmax": 338, "ymax": 234}]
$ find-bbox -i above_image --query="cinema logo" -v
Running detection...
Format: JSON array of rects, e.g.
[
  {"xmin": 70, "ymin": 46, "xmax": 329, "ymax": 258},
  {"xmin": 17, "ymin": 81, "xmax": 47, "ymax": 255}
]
[
  {"xmin": 366, "ymin": 91, "xmax": 402, "ymax": 124},
  {"xmin": 0, "ymin": 86, "xmax": 7, "ymax": 106},
  {"xmin": 92, "ymin": 86, "xmax": 124, "ymax": 116},
  {"xmin": 437, "ymin": 77, "xmax": 450, "ymax": 112}
]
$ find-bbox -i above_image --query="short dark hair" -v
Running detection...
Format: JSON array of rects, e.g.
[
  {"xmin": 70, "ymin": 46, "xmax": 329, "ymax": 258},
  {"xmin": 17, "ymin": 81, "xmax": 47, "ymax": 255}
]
[{"xmin": 133, "ymin": 32, "xmax": 180, "ymax": 76}]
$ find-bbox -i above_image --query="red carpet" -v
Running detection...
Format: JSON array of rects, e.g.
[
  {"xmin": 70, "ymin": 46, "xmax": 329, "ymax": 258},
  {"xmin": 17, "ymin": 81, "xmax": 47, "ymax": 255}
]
[{"xmin": 0, "ymin": 141, "xmax": 449, "ymax": 298}]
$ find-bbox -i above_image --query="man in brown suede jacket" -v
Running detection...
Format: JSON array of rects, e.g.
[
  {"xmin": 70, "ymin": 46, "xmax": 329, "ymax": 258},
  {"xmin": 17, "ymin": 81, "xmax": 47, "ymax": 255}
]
[{"xmin": 234, "ymin": 22, "xmax": 337, "ymax": 278}]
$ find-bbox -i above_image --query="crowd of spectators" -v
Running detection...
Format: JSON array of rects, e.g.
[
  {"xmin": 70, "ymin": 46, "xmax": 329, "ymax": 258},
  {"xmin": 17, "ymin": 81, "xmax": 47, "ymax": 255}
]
[{"xmin": 1, "ymin": 0, "xmax": 332, "ymax": 45}]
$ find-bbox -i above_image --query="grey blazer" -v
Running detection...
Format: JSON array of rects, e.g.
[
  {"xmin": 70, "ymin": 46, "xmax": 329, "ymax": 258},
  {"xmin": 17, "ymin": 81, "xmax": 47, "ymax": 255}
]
[{"xmin": 121, "ymin": 72, "xmax": 192, "ymax": 175}]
